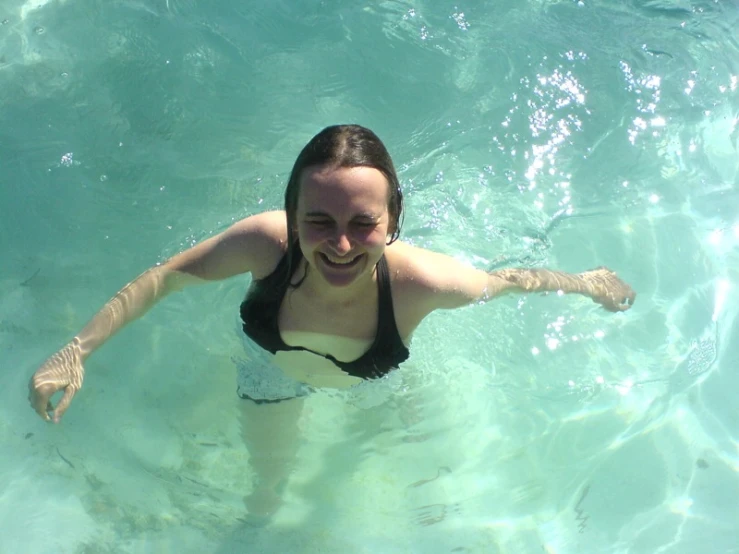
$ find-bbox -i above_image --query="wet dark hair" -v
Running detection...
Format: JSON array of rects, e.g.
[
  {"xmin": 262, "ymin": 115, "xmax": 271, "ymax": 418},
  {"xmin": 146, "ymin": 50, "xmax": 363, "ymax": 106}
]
[{"xmin": 283, "ymin": 124, "xmax": 404, "ymax": 285}]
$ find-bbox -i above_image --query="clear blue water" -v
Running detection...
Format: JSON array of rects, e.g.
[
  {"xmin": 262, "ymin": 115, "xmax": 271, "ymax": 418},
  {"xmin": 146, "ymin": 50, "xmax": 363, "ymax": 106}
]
[{"xmin": 1, "ymin": 0, "xmax": 738, "ymax": 552}]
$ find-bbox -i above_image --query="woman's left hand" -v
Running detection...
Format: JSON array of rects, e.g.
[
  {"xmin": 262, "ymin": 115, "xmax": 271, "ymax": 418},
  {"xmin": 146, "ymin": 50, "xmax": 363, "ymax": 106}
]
[{"xmin": 579, "ymin": 267, "xmax": 636, "ymax": 312}]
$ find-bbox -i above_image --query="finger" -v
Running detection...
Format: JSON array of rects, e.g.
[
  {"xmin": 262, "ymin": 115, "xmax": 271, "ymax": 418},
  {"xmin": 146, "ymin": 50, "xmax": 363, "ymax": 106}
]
[
  {"xmin": 620, "ymin": 292, "xmax": 636, "ymax": 309},
  {"xmin": 29, "ymin": 385, "xmax": 52, "ymax": 422},
  {"xmin": 35, "ymin": 406, "xmax": 52, "ymax": 422},
  {"xmin": 598, "ymin": 298, "xmax": 620, "ymax": 312},
  {"xmin": 52, "ymin": 387, "xmax": 78, "ymax": 424},
  {"xmin": 34, "ymin": 409, "xmax": 51, "ymax": 422},
  {"xmin": 609, "ymin": 294, "xmax": 629, "ymax": 312}
]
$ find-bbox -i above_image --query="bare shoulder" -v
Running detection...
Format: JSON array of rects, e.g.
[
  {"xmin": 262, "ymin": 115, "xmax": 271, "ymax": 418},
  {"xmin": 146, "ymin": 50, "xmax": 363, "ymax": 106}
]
[
  {"xmin": 227, "ymin": 210, "xmax": 285, "ymax": 244},
  {"xmin": 217, "ymin": 210, "xmax": 289, "ymax": 279},
  {"xmin": 166, "ymin": 210, "xmax": 288, "ymax": 281},
  {"xmin": 384, "ymin": 240, "xmax": 489, "ymax": 335},
  {"xmin": 385, "ymin": 240, "xmax": 452, "ymax": 287},
  {"xmin": 385, "ymin": 240, "xmax": 486, "ymax": 292},
  {"xmin": 230, "ymin": 210, "xmax": 287, "ymax": 237}
]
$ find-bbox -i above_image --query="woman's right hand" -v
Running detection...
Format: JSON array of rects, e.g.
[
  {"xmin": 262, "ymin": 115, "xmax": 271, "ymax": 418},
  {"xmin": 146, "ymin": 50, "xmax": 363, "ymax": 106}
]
[{"xmin": 28, "ymin": 339, "xmax": 85, "ymax": 423}]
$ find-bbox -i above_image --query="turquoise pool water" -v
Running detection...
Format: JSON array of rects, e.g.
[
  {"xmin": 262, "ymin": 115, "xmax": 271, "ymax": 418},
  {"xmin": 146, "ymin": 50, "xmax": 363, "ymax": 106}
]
[{"xmin": 1, "ymin": 0, "xmax": 738, "ymax": 552}]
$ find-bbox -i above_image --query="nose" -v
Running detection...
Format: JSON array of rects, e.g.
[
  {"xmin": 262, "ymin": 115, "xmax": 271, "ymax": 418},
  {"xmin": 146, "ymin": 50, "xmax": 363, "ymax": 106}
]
[{"xmin": 330, "ymin": 229, "xmax": 352, "ymax": 255}]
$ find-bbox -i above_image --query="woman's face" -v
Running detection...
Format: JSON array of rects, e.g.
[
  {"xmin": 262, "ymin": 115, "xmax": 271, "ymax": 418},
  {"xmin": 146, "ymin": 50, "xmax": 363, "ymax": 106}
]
[{"xmin": 296, "ymin": 165, "xmax": 392, "ymax": 288}]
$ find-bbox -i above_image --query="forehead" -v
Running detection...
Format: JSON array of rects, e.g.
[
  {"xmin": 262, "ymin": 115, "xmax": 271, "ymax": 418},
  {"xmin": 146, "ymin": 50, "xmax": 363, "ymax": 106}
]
[{"xmin": 297, "ymin": 166, "xmax": 389, "ymax": 213}]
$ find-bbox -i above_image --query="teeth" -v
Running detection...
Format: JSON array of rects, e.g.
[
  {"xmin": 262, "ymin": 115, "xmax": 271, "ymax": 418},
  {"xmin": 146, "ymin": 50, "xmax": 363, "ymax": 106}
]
[{"xmin": 324, "ymin": 253, "xmax": 357, "ymax": 265}]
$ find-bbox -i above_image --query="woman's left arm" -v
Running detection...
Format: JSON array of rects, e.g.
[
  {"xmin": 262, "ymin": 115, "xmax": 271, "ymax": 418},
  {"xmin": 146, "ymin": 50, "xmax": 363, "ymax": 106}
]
[
  {"xmin": 390, "ymin": 243, "xmax": 636, "ymax": 323},
  {"xmin": 487, "ymin": 266, "xmax": 636, "ymax": 312}
]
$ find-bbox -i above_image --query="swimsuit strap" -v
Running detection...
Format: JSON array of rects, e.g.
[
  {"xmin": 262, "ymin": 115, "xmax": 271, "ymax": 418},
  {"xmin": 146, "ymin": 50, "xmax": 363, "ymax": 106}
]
[{"xmin": 375, "ymin": 255, "xmax": 396, "ymax": 334}]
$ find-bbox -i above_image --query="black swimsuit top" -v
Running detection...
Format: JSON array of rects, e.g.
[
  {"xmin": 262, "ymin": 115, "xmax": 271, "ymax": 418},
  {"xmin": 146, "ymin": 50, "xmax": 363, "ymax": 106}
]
[{"xmin": 240, "ymin": 244, "xmax": 409, "ymax": 380}]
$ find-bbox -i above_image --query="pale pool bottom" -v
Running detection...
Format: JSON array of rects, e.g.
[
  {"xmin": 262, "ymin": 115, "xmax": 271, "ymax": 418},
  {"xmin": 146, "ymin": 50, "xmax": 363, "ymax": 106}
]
[
  {"xmin": 1, "ymin": 276, "xmax": 737, "ymax": 553},
  {"xmin": 2, "ymin": 352, "xmax": 737, "ymax": 554}
]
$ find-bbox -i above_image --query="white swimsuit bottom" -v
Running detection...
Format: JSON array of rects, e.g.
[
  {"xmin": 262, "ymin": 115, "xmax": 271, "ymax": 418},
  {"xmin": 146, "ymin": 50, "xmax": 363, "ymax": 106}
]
[{"xmin": 234, "ymin": 335, "xmax": 313, "ymax": 403}]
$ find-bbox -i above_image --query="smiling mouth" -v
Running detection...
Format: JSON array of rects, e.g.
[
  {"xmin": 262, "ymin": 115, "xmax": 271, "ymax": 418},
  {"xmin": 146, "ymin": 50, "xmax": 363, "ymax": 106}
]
[{"xmin": 320, "ymin": 252, "xmax": 362, "ymax": 268}]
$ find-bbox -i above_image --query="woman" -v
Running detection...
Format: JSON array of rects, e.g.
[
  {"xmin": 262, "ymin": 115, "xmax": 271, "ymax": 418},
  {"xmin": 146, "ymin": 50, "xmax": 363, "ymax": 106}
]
[{"xmin": 28, "ymin": 124, "xmax": 636, "ymax": 515}]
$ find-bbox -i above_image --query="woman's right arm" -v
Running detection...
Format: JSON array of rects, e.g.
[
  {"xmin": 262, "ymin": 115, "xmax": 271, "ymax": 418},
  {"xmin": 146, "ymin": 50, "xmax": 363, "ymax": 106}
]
[{"xmin": 28, "ymin": 211, "xmax": 287, "ymax": 423}]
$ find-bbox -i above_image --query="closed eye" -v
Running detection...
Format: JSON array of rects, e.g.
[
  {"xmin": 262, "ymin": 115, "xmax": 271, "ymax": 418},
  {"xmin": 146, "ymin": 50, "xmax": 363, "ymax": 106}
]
[{"xmin": 306, "ymin": 219, "xmax": 333, "ymax": 227}]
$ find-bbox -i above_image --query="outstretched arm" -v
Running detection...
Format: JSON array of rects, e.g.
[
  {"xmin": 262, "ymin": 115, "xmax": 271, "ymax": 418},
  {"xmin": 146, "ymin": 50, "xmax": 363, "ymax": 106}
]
[
  {"xmin": 29, "ymin": 211, "xmax": 287, "ymax": 422},
  {"xmin": 28, "ymin": 266, "xmax": 191, "ymax": 422},
  {"xmin": 389, "ymin": 242, "xmax": 636, "ymax": 332},
  {"xmin": 486, "ymin": 266, "xmax": 636, "ymax": 312}
]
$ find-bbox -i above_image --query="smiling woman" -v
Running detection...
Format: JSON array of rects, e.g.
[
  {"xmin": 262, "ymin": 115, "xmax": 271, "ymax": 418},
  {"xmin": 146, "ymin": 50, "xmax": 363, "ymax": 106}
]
[
  {"xmin": 297, "ymin": 165, "xmax": 392, "ymax": 288},
  {"xmin": 28, "ymin": 123, "xmax": 636, "ymax": 519}
]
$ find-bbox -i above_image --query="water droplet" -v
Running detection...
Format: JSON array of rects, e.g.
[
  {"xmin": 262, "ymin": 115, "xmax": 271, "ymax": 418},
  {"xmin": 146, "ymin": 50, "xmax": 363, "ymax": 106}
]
[
  {"xmin": 99, "ymin": 174, "xmax": 108, "ymax": 182},
  {"xmin": 60, "ymin": 72, "xmax": 69, "ymax": 78},
  {"xmin": 34, "ymin": 26, "xmax": 45, "ymax": 34},
  {"xmin": 2, "ymin": 19, "xmax": 10, "ymax": 25}
]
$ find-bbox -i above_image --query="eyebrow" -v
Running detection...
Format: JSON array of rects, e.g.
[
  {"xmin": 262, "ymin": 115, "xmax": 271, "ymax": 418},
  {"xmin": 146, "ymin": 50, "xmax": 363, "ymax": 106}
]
[{"xmin": 304, "ymin": 211, "xmax": 380, "ymax": 220}]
